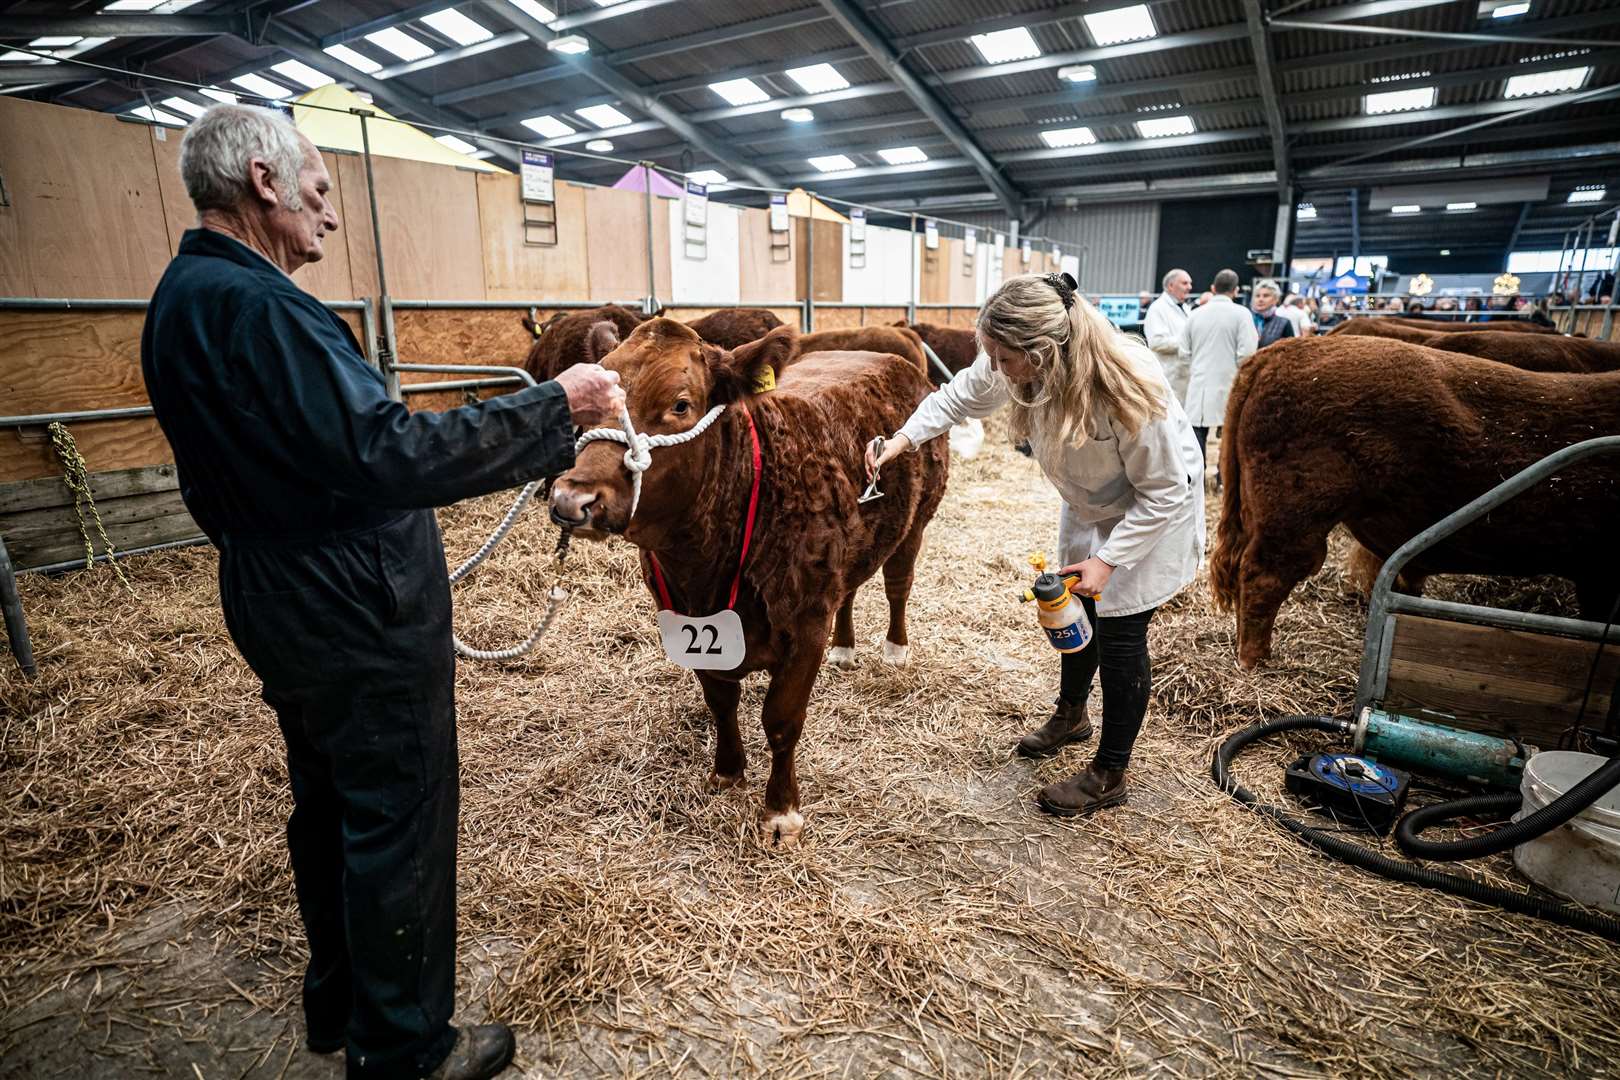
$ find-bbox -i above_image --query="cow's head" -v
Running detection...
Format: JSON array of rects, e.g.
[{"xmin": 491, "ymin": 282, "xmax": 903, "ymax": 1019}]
[{"xmin": 550, "ymin": 317, "xmax": 796, "ymax": 540}]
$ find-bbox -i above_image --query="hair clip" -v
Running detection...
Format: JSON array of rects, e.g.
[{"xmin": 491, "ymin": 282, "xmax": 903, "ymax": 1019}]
[{"xmin": 1045, "ymin": 271, "xmax": 1077, "ymax": 310}]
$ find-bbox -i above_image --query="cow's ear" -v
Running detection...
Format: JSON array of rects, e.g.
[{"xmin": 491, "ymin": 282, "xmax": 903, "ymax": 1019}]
[
  {"xmin": 713, "ymin": 324, "xmax": 797, "ymax": 398},
  {"xmin": 586, "ymin": 320, "xmax": 621, "ymax": 363}
]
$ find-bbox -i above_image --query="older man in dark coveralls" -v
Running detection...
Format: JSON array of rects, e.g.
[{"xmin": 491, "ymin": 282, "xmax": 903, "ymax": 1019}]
[{"xmin": 141, "ymin": 104, "xmax": 623, "ymax": 1080}]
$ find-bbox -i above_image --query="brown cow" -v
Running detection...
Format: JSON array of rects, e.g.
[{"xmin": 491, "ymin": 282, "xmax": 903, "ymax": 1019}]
[
  {"xmin": 1211, "ymin": 336, "xmax": 1620, "ymax": 669},
  {"xmin": 893, "ymin": 320, "xmax": 977, "ymax": 381},
  {"xmin": 801, "ymin": 325, "xmax": 927, "ymax": 376},
  {"xmin": 1329, "ymin": 316, "xmax": 1554, "ymax": 340},
  {"xmin": 684, "ymin": 307, "xmax": 784, "ymax": 348},
  {"xmin": 548, "ymin": 319, "xmax": 948, "ymax": 846},
  {"xmin": 1415, "ymin": 330, "xmax": 1620, "ymax": 373},
  {"xmin": 522, "ymin": 304, "xmax": 648, "ymax": 383}
]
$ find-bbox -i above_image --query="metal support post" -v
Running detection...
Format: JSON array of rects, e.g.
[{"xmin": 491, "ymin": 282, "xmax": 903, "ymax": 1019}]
[
  {"xmin": 357, "ymin": 111, "xmax": 399, "ymax": 400},
  {"xmin": 907, "ymin": 212, "xmax": 918, "ymax": 325},
  {"xmin": 642, "ymin": 163, "xmax": 657, "ymax": 315},
  {"xmin": 805, "ymin": 190, "xmax": 817, "ymax": 332}
]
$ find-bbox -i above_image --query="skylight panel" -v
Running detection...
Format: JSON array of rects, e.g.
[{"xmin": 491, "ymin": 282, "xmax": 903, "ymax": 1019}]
[
  {"xmin": 0, "ymin": 51, "xmax": 49, "ymax": 62},
  {"xmin": 366, "ymin": 27, "xmax": 435, "ymax": 62},
  {"xmin": 576, "ymin": 103, "xmax": 632, "ymax": 128},
  {"xmin": 435, "ymin": 134, "xmax": 479, "ymax": 154},
  {"xmin": 709, "ymin": 78, "xmax": 770, "ymax": 106},
  {"xmin": 877, "ymin": 146, "xmax": 928, "ymax": 165},
  {"xmin": 1083, "ymin": 5, "xmax": 1158, "ymax": 47},
  {"xmin": 785, "ymin": 63, "xmax": 849, "ymax": 94},
  {"xmin": 30, "ymin": 36, "xmax": 83, "ymax": 47},
  {"xmin": 688, "ymin": 169, "xmax": 728, "ymax": 186},
  {"xmin": 808, "ymin": 154, "xmax": 856, "ymax": 173},
  {"xmin": 1296, "ymin": 203, "xmax": 1317, "ymax": 220},
  {"xmin": 162, "ymin": 96, "xmax": 208, "ymax": 118},
  {"xmin": 1503, "ymin": 65, "xmax": 1590, "ymax": 98},
  {"xmin": 970, "ymin": 27, "xmax": 1041, "ymax": 64},
  {"xmin": 1364, "ymin": 86, "xmax": 1435, "ymax": 114},
  {"xmin": 1040, "ymin": 126, "xmax": 1097, "ymax": 148},
  {"xmin": 421, "ymin": 9, "xmax": 494, "ymax": 46},
  {"xmin": 522, "ymin": 114, "xmax": 575, "ymax": 139},
  {"xmin": 105, "ymin": 0, "xmax": 202, "ymax": 8},
  {"xmin": 1568, "ymin": 186, "xmax": 1605, "ymax": 203},
  {"xmin": 507, "ymin": 0, "xmax": 558, "ymax": 23},
  {"xmin": 232, "ymin": 72, "xmax": 292, "ymax": 99},
  {"xmin": 271, "ymin": 59, "xmax": 334, "ymax": 89},
  {"xmin": 130, "ymin": 104, "xmax": 184, "ymax": 124},
  {"xmin": 1390, "ymin": 204, "xmax": 1422, "ymax": 215},
  {"xmin": 1135, "ymin": 115, "xmax": 1195, "ymax": 138},
  {"xmin": 200, "ymin": 87, "xmax": 238, "ymax": 103},
  {"xmin": 324, "ymin": 43, "xmax": 382, "ymax": 74}
]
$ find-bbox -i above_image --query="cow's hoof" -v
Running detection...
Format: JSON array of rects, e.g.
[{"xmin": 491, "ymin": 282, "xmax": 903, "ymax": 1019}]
[
  {"xmin": 880, "ymin": 640, "xmax": 909, "ymax": 665},
  {"xmin": 762, "ymin": 809, "xmax": 805, "ymax": 849},
  {"xmin": 827, "ymin": 645, "xmax": 857, "ymax": 669},
  {"xmin": 707, "ymin": 770, "xmax": 744, "ymax": 792}
]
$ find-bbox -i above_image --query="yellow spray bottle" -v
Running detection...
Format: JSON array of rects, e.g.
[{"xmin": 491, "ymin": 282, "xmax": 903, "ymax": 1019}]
[{"xmin": 1018, "ymin": 553, "xmax": 1094, "ymax": 653}]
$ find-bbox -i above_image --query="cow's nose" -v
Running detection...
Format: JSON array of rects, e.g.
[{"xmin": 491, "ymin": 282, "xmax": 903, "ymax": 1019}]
[{"xmin": 550, "ymin": 485, "xmax": 597, "ymax": 526}]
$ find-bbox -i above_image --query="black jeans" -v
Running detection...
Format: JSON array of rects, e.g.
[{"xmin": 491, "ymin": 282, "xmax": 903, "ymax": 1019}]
[
  {"xmin": 1194, "ymin": 425, "xmax": 1210, "ymax": 462},
  {"xmin": 221, "ymin": 511, "xmax": 460, "ymax": 1080},
  {"xmin": 1058, "ymin": 595, "xmax": 1156, "ymax": 770}
]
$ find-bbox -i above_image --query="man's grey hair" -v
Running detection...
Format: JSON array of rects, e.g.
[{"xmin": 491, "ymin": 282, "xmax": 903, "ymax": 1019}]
[
  {"xmin": 1253, "ymin": 278, "xmax": 1281, "ymax": 296},
  {"xmin": 180, "ymin": 103, "xmax": 308, "ymax": 213},
  {"xmin": 1161, "ymin": 267, "xmax": 1190, "ymax": 289}
]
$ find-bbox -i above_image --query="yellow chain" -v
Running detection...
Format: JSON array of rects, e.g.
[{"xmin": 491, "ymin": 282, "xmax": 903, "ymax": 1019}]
[{"xmin": 46, "ymin": 422, "xmax": 136, "ymax": 596}]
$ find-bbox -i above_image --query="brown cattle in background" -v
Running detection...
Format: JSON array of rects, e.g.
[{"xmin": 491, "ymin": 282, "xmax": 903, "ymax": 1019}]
[
  {"xmin": 549, "ymin": 319, "xmax": 948, "ymax": 846},
  {"xmin": 1211, "ymin": 336, "xmax": 1620, "ymax": 669},
  {"xmin": 521, "ymin": 304, "xmax": 647, "ymax": 382},
  {"xmin": 1417, "ymin": 330, "xmax": 1620, "ymax": 373},
  {"xmin": 1329, "ymin": 316, "xmax": 1554, "ymax": 340},
  {"xmin": 684, "ymin": 308, "xmax": 784, "ymax": 348},
  {"xmin": 894, "ymin": 321, "xmax": 977, "ymax": 381},
  {"xmin": 801, "ymin": 325, "xmax": 927, "ymax": 376}
]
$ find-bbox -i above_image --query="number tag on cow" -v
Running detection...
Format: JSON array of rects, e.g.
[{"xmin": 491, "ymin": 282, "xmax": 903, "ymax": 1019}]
[{"xmin": 657, "ymin": 608, "xmax": 746, "ymax": 670}]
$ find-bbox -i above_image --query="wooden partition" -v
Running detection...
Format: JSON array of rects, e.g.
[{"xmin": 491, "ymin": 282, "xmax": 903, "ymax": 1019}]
[
  {"xmin": 812, "ymin": 306, "xmax": 908, "ymax": 330},
  {"xmin": 793, "ymin": 219, "xmax": 843, "ymax": 303},
  {"xmin": 738, "ymin": 207, "xmax": 796, "ymax": 304},
  {"xmin": 478, "ymin": 176, "xmax": 590, "ymax": 301},
  {"xmin": 585, "ymin": 186, "xmax": 670, "ymax": 302}
]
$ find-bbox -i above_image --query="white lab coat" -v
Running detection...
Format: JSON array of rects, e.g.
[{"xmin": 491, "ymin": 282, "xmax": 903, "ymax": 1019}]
[
  {"xmin": 896, "ymin": 345, "xmax": 1205, "ymax": 617},
  {"xmin": 1142, "ymin": 293, "xmax": 1191, "ymax": 405},
  {"xmin": 1179, "ymin": 295, "xmax": 1259, "ymax": 428}
]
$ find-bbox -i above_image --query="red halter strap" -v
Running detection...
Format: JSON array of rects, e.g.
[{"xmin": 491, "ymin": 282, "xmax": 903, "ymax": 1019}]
[{"xmin": 646, "ymin": 402, "xmax": 762, "ymax": 613}]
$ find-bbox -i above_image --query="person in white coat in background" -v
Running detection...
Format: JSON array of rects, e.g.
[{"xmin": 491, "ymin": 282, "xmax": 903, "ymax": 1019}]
[
  {"xmin": 1179, "ymin": 268, "xmax": 1258, "ymax": 465},
  {"xmin": 866, "ymin": 273, "xmax": 1205, "ymax": 817},
  {"xmin": 1143, "ymin": 267, "xmax": 1193, "ymax": 404}
]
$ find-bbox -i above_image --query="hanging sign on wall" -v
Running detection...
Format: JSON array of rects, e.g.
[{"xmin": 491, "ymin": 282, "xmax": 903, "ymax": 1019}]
[
  {"xmin": 964, "ymin": 227, "xmax": 977, "ymax": 256},
  {"xmin": 924, "ymin": 218, "xmax": 939, "ymax": 250},
  {"xmin": 520, "ymin": 150, "xmax": 554, "ymax": 204},
  {"xmin": 769, "ymin": 193, "xmax": 789, "ymax": 231}
]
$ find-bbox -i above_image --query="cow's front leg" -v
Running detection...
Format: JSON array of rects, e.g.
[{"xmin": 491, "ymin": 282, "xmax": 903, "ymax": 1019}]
[
  {"xmin": 696, "ymin": 673, "xmax": 745, "ymax": 790},
  {"xmin": 759, "ymin": 628, "xmax": 828, "ymax": 848}
]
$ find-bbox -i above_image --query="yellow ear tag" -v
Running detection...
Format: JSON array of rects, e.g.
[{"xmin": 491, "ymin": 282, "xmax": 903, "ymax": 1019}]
[{"xmin": 751, "ymin": 364, "xmax": 776, "ymax": 393}]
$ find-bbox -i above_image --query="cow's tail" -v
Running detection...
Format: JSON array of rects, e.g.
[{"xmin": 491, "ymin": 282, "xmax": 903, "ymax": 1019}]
[{"xmin": 1208, "ymin": 354, "xmax": 1259, "ymax": 612}]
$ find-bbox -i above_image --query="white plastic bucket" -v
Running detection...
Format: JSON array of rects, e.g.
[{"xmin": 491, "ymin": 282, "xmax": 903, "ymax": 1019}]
[{"xmin": 1512, "ymin": 751, "xmax": 1620, "ymax": 914}]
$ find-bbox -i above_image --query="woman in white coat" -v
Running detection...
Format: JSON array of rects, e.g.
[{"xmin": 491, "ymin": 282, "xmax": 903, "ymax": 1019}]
[{"xmin": 867, "ymin": 273, "xmax": 1205, "ymax": 816}]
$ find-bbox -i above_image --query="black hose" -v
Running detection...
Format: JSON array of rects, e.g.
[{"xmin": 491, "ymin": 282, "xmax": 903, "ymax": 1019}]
[
  {"xmin": 1393, "ymin": 754, "xmax": 1620, "ymax": 862},
  {"xmin": 1212, "ymin": 715, "xmax": 1620, "ymax": 942}
]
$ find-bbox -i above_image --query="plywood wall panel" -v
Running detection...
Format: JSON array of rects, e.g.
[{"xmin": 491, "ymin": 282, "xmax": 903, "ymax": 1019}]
[
  {"xmin": 584, "ymin": 186, "xmax": 671, "ymax": 303},
  {"xmin": 1, "ymin": 419, "xmax": 172, "ymax": 484},
  {"xmin": 336, "ymin": 154, "xmax": 380, "ymax": 300},
  {"xmin": 738, "ymin": 207, "xmax": 796, "ymax": 304},
  {"xmin": 0, "ymin": 98, "xmax": 173, "ymax": 298},
  {"xmin": 793, "ymin": 219, "xmax": 843, "ymax": 303},
  {"xmin": 0, "ymin": 312, "xmax": 148, "ymax": 414},
  {"xmin": 949, "ymin": 239, "xmax": 981, "ymax": 307},
  {"xmin": 369, "ymin": 156, "xmax": 485, "ymax": 300},
  {"xmin": 478, "ymin": 175, "xmax": 590, "ymax": 301},
  {"xmin": 918, "ymin": 238, "xmax": 951, "ymax": 305}
]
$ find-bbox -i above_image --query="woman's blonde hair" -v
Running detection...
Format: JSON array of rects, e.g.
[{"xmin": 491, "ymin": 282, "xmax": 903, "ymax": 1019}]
[{"xmin": 977, "ymin": 274, "xmax": 1166, "ymax": 448}]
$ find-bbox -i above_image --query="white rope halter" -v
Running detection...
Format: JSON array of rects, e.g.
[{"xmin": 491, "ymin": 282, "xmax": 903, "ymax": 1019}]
[{"xmin": 574, "ymin": 401, "xmax": 727, "ymax": 519}]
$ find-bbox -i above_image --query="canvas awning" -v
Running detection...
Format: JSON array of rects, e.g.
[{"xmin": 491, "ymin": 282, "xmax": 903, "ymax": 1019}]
[
  {"xmin": 611, "ymin": 165, "xmax": 686, "ymax": 197},
  {"xmin": 290, "ymin": 84, "xmax": 504, "ymax": 173}
]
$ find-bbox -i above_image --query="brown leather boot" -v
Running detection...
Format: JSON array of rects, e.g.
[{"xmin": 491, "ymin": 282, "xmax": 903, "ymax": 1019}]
[
  {"xmin": 1037, "ymin": 761, "xmax": 1127, "ymax": 817},
  {"xmin": 1016, "ymin": 699, "xmax": 1093, "ymax": 759}
]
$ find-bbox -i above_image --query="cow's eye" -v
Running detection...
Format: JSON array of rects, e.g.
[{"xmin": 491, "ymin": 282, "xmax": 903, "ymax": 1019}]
[{"xmin": 672, "ymin": 400, "xmax": 691, "ymax": 416}]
